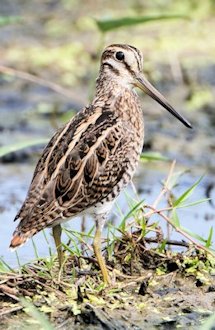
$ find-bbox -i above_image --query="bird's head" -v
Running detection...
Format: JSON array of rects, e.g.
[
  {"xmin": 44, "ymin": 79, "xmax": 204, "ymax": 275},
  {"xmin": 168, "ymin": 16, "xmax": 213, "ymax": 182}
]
[{"xmin": 100, "ymin": 44, "xmax": 192, "ymax": 128}]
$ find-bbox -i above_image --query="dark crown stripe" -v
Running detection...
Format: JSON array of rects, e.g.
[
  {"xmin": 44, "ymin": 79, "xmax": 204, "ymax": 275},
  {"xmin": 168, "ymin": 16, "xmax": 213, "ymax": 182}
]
[
  {"xmin": 107, "ymin": 44, "xmax": 131, "ymax": 50},
  {"xmin": 106, "ymin": 44, "xmax": 142, "ymax": 72}
]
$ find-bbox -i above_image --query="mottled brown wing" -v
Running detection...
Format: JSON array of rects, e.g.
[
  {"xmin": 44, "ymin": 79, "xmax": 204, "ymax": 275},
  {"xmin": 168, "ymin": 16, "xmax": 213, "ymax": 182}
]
[
  {"xmin": 14, "ymin": 105, "xmax": 98, "ymax": 222},
  {"xmin": 13, "ymin": 128, "xmax": 63, "ymax": 222},
  {"xmin": 12, "ymin": 106, "xmax": 135, "ymax": 241},
  {"xmin": 55, "ymin": 116, "xmax": 133, "ymax": 218}
]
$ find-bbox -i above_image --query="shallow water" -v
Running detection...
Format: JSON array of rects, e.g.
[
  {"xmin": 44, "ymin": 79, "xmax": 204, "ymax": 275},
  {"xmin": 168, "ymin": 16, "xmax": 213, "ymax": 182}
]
[
  {"xmin": 0, "ymin": 19, "xmax": 215, "ymax": 267},
  {"xmin": 1, "ymin": 81, "xmax": 215, "ymax": 267},
  {"xmin": 0, "ymin": 159, "xmax": 214, "ymax": 267}
]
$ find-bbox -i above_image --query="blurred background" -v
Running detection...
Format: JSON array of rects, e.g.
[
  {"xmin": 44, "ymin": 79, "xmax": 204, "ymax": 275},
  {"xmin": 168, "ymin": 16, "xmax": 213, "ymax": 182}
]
[{"xmin": 0, "ymin": 0, "xmax": 215, "ymax": 266}]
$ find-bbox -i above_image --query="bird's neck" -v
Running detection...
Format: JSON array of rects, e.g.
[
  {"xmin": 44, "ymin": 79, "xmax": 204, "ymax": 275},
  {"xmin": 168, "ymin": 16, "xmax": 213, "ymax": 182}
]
[
  {"xmin": 93, "ymin": 71, "xmax": 143, "ymax": 131},
  {"xmin": 94, "ymin": 70, "xmax": 135, "ymax": 103}
]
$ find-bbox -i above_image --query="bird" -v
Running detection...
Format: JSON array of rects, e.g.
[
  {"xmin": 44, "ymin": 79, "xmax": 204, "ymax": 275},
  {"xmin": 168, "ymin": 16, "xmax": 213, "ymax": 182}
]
[{"xmin": 10, "ymin": 44, "xmax": 192, "ymax": 284}]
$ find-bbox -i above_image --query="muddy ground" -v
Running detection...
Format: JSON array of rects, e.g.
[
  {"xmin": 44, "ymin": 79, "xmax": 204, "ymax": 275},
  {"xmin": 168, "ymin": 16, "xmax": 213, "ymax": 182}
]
[
  {"xmin": 0, "ymin": 237, "xmax": 215, "ymax": 329},
  {"xmin": 1, "ymin": 276, "xmax": 215, "ymax": 330}
]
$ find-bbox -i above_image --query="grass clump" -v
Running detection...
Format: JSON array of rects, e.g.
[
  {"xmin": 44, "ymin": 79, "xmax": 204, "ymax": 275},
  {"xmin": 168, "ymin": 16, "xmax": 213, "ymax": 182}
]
[{"xmin": 0, "ymin": 161, "xmax": 214, "ymax": 328}]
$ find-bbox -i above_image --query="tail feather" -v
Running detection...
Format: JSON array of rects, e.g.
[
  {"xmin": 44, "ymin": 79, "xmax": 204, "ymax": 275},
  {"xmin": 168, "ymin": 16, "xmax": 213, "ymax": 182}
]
[
  {"xmin": 10, "ymin": 202, "xmax": 59, "ymax": 250},
  {"xmin": 9, "ymin": 232, "xmax": 28, "ymax": 249},
  {"xmin": 10, "ymin": 226, "xmax": 37, "ymax": 249},
  {"xmin": 10, "ymin": 218, "xmax": 44, "ymax": 250}
]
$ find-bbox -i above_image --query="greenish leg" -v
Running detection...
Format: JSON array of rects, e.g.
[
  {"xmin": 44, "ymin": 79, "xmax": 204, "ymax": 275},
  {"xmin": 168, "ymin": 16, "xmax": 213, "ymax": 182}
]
[
  {"xmin": 93, "ymin": 216, "xmax": 110, "ymax": 285},
  {"xmin": 52, "ymin": 224, "xmax": 63, "ymax": 267}
]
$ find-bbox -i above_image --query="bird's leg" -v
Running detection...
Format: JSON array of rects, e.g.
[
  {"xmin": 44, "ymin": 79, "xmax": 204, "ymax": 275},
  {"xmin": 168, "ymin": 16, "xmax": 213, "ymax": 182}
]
[
  {"xmin": 52, "ymin": 224, "xmax": 63, "ymax": 268},
  {"xmin": 93, "ymin": 214, "xmax": 110, "ymax": 284}
]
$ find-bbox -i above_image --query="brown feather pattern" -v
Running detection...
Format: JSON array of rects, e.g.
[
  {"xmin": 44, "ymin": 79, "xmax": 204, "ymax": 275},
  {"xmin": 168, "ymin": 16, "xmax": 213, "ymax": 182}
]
[{"xmin": 10, "ymin": 44, "xmax": 145, "ymax": 247}]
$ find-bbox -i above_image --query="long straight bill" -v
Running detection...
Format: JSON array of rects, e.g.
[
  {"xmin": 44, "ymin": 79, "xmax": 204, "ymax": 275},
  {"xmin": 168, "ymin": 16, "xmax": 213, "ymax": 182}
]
[{"xmin": 135, "ymin": 75, "xmax": 192, "ymax": 128}]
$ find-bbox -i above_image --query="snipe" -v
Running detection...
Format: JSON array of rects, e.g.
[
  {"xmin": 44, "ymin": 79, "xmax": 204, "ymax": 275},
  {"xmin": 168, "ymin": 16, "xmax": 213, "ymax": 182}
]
[{"xmin": 10, "ymin": 44, "xmax": 192, "ymax": 284}]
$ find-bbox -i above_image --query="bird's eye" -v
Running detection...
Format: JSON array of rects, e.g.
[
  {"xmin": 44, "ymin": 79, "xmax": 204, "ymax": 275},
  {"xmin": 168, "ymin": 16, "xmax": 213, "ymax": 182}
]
[{"xmin": 115, "ymin": 51, "xmax": 124, "ymax": 61}]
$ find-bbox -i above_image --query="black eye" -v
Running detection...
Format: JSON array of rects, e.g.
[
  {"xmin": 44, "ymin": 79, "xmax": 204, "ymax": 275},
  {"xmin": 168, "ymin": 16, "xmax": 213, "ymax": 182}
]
[{"xmin": 115, "ymin": 51, "xmax": 124, "ymax": 61}]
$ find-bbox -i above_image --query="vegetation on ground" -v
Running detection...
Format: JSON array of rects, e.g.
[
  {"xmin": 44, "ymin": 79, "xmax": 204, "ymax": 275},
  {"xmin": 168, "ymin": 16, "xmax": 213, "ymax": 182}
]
[
  {"xmin": 0, "ymin": 161, "xmax": 214, "ymax": 329},
  {"xmin": 0, "ymin": 0, "xmax": 215, "ymax": 328}
]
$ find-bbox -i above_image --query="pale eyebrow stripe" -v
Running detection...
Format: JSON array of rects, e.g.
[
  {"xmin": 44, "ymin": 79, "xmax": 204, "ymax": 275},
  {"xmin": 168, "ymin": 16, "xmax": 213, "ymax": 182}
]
[{"xmin": 127, "ymin": 45, "xmax": 141, "ymax": 71}]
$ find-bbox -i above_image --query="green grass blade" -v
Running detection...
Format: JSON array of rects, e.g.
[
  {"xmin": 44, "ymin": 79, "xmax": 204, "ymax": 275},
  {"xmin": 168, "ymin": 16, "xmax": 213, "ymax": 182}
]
[
  {"xmin": 62, "ymin": 235, "xmax": 81, "ymax": 256},
  {"xmin": 95, "ymin": 15, "xmax": 189, "ymax": 32},
  {"xmin": 21, "ymin": 298, "xmax": 54, "ymax": 330},
  {"xmin": 15, "ymin": 250, "xmax": 22, "ymax": 269},
  {"xmin": 31, "ymin": 237, "xmax": 39, "ymax": 259},
  {"xmin": 180, "ymin": 226, "xmax": 207, "ymax": 244},
  {"xmin": 0, "ymin": 16, "xmax": 22, "ymax": 27},
  {"xmin": 114, "ymin": 200, "xmax": 125, "ymax": 219},
  {"xmin": 206, "ymin": 227, "xmax": 213, "ymax": 248},
  {"xmin": 171, "ymin": 209, "xmax": 180, "ymax": 227},
  {"xmin": 0, "ymin": 258, "xmax": 15, "ymax": 273},
  {"xmin": 0, "ymin": 138, "xmax": 48, "ymax": 157},
  {"xmin": 176, "ymin": 198, "xmax": 210, "ymax": 209},
  {"xmin": 158, "ymin": 240, "xmax": 167, "ymax": 252},
  {"xmin": 119, "ymin": 199, "xmax": 145, "ymax": 231},
  {"xmin": 42, "ymin": 230, "xmax": 53, "ymax": 258},
  {"xmin": 140, "ymin": 152, "xmax": 169, "ymax": 162},
  {"xmin": 173, "ymin": 176, "xmax": 204, "ymax": 207},
  {"xmin": 87, "ymin": 224, "xmax": 95, "ymax": 237},
  {"xmin": 165, "ymin": 170, "xmax": 186, "ymax": 190},
  {"xmin": 124, "ymin": 189, "xmax": 139, "ymax": 209},
  {"xmin": 64, "ymin": 228, "xmax": 94, "ymax": 240},
  {"xmin": 61, "ymin": 242, "xmax": 77, "ymax": 256},
  {"xmin": 199, "ymin": 312, "xmax": 215, "ymax": 330}
]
